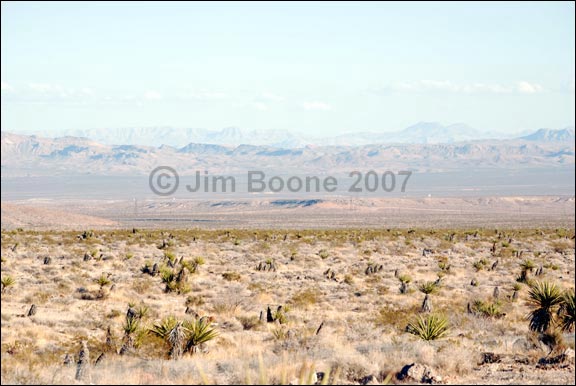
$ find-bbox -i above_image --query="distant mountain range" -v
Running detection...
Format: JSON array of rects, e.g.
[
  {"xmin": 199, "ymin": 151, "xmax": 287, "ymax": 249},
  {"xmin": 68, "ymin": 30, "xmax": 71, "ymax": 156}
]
[
  {"xmin": 519, "ymin": 127, "xmax": 575, "ymax": 142},
  {"xmin": 1, "ymin": 127, "xmax": 574, "ymax": 177},
  {"xmin": 17, "ymin": 123, "xmax": 575, "ymax": 148}
]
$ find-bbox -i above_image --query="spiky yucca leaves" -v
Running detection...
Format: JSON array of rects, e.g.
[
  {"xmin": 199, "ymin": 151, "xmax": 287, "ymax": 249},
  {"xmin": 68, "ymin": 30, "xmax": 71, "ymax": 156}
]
[
  {"xmin": 397, "ymin": 274, "xmax": 412, "ymax": 284},
  {"xmin": 183, "ymin": 317, "xmax": 219, "ymax": 354},
  {"xmin": 558, "ymin": 289, "xmax": 575, "ymax": 332},
  {"xmin": 160, "ymin": 268, "xmax": 177, "ymax": 292},
  {"xmin": 96, "ymin": 273, "xmax": 111, "ymax": 288},
  {"xmin": 119, "ymin": 311, "xmax": 140, "ymax": 355},
  {"xmin": 123, "ymin": 314, "xmax": 140, "ymax": 335},
  {"xmin": 1, "ymin": 275, "xmax": 16, "ymax": 294},
  {"xmin": 149, "ymin": 316, "xmax": 179, "ymax": 339},
  {"xmin": 418, "ymin": 281, "xmax": 439, "ymax": 295},
  {"xmin": 527, "ymin": 281, "xmax": 563, "ymax": 333},
  {"xmin": 406, "ymin": 314, "xmax": 449, "ymax": 341},
  {"xmin": 150, "ymin": 316, "xmax": 218, "ymax": 357}
]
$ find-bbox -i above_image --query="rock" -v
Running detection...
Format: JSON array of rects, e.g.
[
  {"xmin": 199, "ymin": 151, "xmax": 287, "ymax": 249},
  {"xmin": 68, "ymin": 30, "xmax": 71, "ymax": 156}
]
[
  {"xmin": 512, "ymin": 337, "xmax": 534, "ymax": 351},
  {"xmin": 564, "ymin": 348, "xmax": 575, "ymax": 363},
  {"xmin": 398, "ymin": 363, "xmax": 442, "ymax": 384},
  {"xmin": 360, "ymin": 374, "xmax": 378, "ymax": 385},
  {"xmin": 126, "ymin": 307, "xmax": 137, "ymax": 321},
  {"xmin": 480, "ymin": 352, "xmax": 501, "ymax": 364}
]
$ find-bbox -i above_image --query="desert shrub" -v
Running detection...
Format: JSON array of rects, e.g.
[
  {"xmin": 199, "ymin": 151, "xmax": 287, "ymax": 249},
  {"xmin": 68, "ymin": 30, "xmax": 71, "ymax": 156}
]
[
  {"xmin": 551, "ymin": 240, "xmax": 573, "ymax": 253},
  {"xmin": 290, "ymin": 288, "xmax": 321, "ymax": 308},
  {"xmin": 473, "ymin": 258, "xmax": 488, "ymax": 271},
  {"xmin": 237, "ymin": 315, "xmax": 261, "ymax": 330},
  {"xmin": 471, "ymin": 300, "xmax": 505, "ymax": 318},
  {"xmin": 222, "ymin": 272, "xmax": 241, "ymax": 281},
  {"xmin": 185, "ymin": 295, "xmax": 205, "ymax": 307},
  {"xmin": 270, "ymin": 325, "xmax": 288, "ymax": 341}
]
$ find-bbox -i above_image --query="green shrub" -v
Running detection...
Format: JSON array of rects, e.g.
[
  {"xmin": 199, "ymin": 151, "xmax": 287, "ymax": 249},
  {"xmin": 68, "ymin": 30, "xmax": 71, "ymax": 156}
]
[{"xmin": 406, "ymin": 314, "xmax": 449, "ymax": 341}]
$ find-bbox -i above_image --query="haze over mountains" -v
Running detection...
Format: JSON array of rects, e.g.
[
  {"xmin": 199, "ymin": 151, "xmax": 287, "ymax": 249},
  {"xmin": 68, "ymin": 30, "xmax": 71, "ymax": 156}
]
[
  {"xmin": 1, "ymin": 126, "xmax": 574, "ymax": 177},
  {"xmin": 18, "ymin": 122, "xmax": 575, "ymax": 148}
]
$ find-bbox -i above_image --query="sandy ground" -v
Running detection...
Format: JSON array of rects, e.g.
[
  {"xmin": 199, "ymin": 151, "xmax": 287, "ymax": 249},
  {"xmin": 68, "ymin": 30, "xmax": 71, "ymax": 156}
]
[
  {"xmin": 1, "ymin": 196, "xmax": 574, "ymax": 230},
  {"xmin": 1, "ymin": 228, "xmax": 574, "ymax": 384}
]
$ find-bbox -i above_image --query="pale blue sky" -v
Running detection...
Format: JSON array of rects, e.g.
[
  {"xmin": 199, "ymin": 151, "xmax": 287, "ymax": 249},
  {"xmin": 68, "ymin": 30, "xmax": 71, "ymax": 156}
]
[{"xmin": 1, "ymin": 1, "xmax": 574, "ymax": 136}]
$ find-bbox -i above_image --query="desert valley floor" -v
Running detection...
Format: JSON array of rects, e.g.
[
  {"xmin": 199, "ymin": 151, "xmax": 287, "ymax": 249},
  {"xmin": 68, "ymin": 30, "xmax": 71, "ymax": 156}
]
[{"xmin": 1, "ymin": 197, "xmax": 575, "ymax": 384}]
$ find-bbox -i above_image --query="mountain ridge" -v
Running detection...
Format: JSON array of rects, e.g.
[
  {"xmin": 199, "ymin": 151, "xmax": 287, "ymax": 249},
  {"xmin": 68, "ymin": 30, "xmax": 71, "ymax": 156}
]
[
  {"xmin": 1, "ymin": 130, "xmax": 574, "ymax": 177},
  {"xmin": 12, "ymin": 122, "xmax": 572, "ymax": 148}
]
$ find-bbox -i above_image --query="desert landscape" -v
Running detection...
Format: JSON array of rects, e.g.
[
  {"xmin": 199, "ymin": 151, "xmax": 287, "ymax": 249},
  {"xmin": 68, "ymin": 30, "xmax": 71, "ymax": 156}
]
[
  {"xmin": 2, "ymin": 2, "xmax": 575, "ymax": 384},
  {"xmin": 1, "ymin": 225, "xmax": 575, "ymax": 384}
]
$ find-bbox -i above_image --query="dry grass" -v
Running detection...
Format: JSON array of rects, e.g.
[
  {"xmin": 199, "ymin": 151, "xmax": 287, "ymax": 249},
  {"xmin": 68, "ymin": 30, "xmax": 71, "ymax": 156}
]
[{"xmin": 1, "ymin": 228, "xmax": 575, "ymax": 384}]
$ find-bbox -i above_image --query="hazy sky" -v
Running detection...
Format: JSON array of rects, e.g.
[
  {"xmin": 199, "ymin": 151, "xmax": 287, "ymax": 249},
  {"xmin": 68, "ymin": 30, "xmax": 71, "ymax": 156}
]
[{"xmin": 1, "ymin": 1, "xmax": 574, "ymax": 136}]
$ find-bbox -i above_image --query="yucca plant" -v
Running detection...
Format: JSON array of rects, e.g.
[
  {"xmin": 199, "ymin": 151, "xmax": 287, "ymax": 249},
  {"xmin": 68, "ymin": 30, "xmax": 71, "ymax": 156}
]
[
  {"xmin": 527, "ymin": 281, "xmax": 563, "ymax": 333},
  {"xmin": 136, "ymin": 305, "xmax": 149, "ymax": 319},
  {"xmin": 406, "ymin": 314, "xmax": 449, "ymax": 341},
  {"xmin": 398, "ymin": 274, "xmax": 412, "ymax": 284},
  {"xmin": 558, "ymin": 289, "xmax": 575, "ymax": 333},
  {"xmin": 123, "ymin": 314, "xmax": 140, "ymax": 335},
  {"xmin": 418, "ymin": 281, "xmax": 439, "ymax": 295},
  {"xmin": 96, "ymin": 273, "xmax": 111, "ymax": 288},
  {"xmin": 183, "ymin": 317, "xmax": 219, "ymax": 354},
  {"xmin": 149, "ymin": 316, "xmax": 179, "ymax": 339},
  {"xmin": 1, "ymin": 275, "xmax": 16, "ymax": 294},
  {"xmin": 119, "ymin": 313, "xmax": 140, "ymax": 355},
  {"xmin": 160, "ymin": 268, "xmax": 177, "ymax": 292},
  {"xmin": 518, "ymin": 259, "xmax": 536, "ymax": 283}
]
